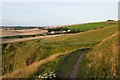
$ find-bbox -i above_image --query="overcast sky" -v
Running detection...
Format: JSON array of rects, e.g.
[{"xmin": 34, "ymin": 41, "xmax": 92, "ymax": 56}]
[{"xmin": 1, "ymin": 0, "xmax": 119, "ymax": 26}]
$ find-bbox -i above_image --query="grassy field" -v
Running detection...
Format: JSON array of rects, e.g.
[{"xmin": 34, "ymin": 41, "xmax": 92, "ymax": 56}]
[
  {"xmin": 2, "ymin": 21, "xmax": 118, "ymax": 78},
  {"xmin": 65, "ymin": 21, "xmax": 115, "ymax": 32}
]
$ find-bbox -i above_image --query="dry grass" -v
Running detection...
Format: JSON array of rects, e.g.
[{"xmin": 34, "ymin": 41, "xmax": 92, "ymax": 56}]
[
  {"xmin": 3, "ymin": 48, "xmax": 79, "ymax": 78},
  {"xmin": 78, "ymin": 32, "xmax": 118, "ymax": 78},
  {"xmin": 3, "ymin": 53, "xmax": 63, "ymax": 78},
  {"xmin": 97, "ymin": 32, "xmax": 118, "ymax": 46},
  {"xmin": 2, "ymin": 35, "xmax": 60, "ymax": 43}
]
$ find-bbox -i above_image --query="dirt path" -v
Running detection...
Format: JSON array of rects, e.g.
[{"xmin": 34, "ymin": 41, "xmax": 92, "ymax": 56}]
[
  {"xmin": 70, "ymin": 32, "xmax": 118, "ymax": 79},
  {"xmin": 70, "ymin": 53, "xmax": 85, "ymax": 79}
]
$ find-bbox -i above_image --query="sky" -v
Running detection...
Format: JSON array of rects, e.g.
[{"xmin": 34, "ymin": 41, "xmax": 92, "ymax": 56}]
[
  {"xmin": 1, "ymin": 0, "xmax": 119, "ymax": 2},
  {"xmin": 1, "ymin": 0, "xmax": 119, "ymax": 26}
]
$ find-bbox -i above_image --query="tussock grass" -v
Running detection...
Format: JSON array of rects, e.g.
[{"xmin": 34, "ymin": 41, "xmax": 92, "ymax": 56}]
[{"xmin": 78, "ymin": 32, "xmax": 118, "ymax": 78}]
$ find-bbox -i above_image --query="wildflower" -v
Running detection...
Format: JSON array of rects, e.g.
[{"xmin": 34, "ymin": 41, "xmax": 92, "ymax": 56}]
[
  {"xmin": 50, "ymin": 72, "xmax": 54, "ymax": 74},
  {"xmin": 44, "ymin": 76, "xmax": 47, "ymax": 78},
  {"xmin": 43, "ymin": 73, "xmax": 47, "ymax": 76},
  {"xmin": 53, "ymin": 75, "xmax": 56, "ymax": 78},
  {"xmin": 113, "ymin": 73, "xmax": 116, "ymax": 76},
  {"xmin": 38, "ymin": 75, "xmax": 41, "ymax": 78},
  {"xmin": 49, "ymin": 74, "xmax": 52, "ymax": 77},
  {"xmin": 41, "ymin": 76, "xmax": 44, "ymax": 78}
]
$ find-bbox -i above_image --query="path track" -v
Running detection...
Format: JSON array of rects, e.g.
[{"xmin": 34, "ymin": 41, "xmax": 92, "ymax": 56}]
[
  {"xmin": 70, "ymin": 53, "xmax": 84, "ymax": 79},
  {"xmin": 70, "ymin": 50, "xmax": 89, "ymax": 79},
  {"xmin": 70, "ymin": 32, "xmax": 118, "ymax": 79}
]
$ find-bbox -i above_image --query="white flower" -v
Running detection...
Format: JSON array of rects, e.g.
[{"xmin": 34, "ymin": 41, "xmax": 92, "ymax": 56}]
[
  {"xmin": 50, "ymin": 72, "xmax": 54, "ymax": 74},
  {"xmin": 41, "ymin": 76, "xmax": 44, "ymax": 78},
  {"xmin": 49, "ymin": 74, "xmax": 52, "ymax": 77},
  {"xmin": 38, "ymin": 75, "xmax": 41, "ymax": 78},
  {"xmin": 53, "ymin": 75, "xmax": 56, "ymax": 78},
  {"xmin": 113, "ymin": 73, "xmax": 116, "ymax": 76},
  {"xmin": 43, "ymin": 73, "xmax": 47, "ymax": 76},
  {"xmin": 44, "ymin": 76, "xmax": 47, "ymax": 78}
]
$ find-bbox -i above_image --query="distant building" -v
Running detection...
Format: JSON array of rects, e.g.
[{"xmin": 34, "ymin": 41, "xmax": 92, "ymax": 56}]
[
  {"xmin": 67, "ymin": 30, "xmax": 71, "ymax": 32},
  {"xmin": 50, "ymin": 31, "xmax": 55, "ymax": 34},
  {"xmin": 62, "ymin": 31, "xmax": 66, "ymax": 33},
  {"xmin": 47, "ymin": 27, "xmax": 70, "ymax": 34}
]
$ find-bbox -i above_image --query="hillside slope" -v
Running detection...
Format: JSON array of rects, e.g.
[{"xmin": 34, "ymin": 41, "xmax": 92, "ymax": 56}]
[
  {"xmin": 78, "ymin": 32, "xmax": 118, "ymax": 78},
  {"xmin": 2, "ymin": 22, "xmax": 117, "ymax": 78}
]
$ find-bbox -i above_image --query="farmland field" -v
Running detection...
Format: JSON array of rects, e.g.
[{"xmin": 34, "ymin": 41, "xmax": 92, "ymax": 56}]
[
  {"xmin": 65, "ymin": 21, "xmax": 116, "ymax": 32},
  {"xmin": 2, "ymin": 28, "xmax": 47, "ymax": 37},
  {"xmin": 2, "ymin": 21, "xmax": 118, "ymax": 78}
]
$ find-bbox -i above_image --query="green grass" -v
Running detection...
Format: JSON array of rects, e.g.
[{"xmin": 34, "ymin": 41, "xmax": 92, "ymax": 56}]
[
  {"xmin": 2, "ymin": 22, "xmax": 117, "ymax": 77},
  {"xmin": 30, "ymin": 48, "xmax": 91, "ymax": 78},
  {"xmin": 56, "ymin": 48, "xmax": 91, "ymax": 78},
  {"xmin": 65, "ymin": 22, "xmax": 114, "ymax": 32}
]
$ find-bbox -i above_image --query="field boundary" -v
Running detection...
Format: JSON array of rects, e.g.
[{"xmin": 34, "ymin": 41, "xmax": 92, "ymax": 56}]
[{"xmin": 2, "ymin": 35, "xmax": 60, "ymax": 43}]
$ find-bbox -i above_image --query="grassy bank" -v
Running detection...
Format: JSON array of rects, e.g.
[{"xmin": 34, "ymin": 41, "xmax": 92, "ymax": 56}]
[
  {"xmin": 77, "ymin": 33, "xmax": 118, "ymax": 78},
  {"xmin": 30, "ymin": 48, "xmax": 91, "ymax": 78}
]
